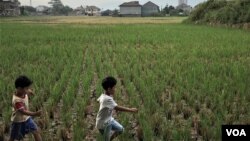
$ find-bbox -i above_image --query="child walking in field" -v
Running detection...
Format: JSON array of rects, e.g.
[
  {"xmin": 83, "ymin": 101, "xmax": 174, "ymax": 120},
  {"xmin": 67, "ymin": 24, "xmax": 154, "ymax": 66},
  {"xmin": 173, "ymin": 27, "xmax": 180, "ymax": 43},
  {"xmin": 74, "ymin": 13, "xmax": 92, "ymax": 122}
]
[
  {"xmin": 96, "ymin": 76, "xmax": 138, "ymax": 141},
  {"xmin": 9, "ymin": 75, "xmax": 42, "ymax": 141}
]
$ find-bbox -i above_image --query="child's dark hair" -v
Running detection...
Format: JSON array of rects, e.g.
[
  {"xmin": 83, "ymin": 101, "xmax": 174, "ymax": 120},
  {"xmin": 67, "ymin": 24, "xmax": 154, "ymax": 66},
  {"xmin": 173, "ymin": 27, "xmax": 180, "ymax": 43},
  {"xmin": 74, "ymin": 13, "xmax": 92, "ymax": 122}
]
[
  {"xmin": 102, "ymin": 76, "xmax": 117, "ymax": 90},
  {"xmin": 15, "ymin": 75, "xmax": 33, "ymax": 88}
]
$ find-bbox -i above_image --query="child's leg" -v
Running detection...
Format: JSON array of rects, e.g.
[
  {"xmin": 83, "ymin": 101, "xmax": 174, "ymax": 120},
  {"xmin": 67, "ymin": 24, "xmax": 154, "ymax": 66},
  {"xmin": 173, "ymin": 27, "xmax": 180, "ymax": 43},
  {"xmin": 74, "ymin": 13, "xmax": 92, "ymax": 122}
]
[
  {"xmin": 32, "ymin": 130, "xmax": 42, "ymax": 141},
  {"xmin": 110, "ymin": 132, "xmax": 120, "ymax": 141},
  {"xmin": 25, "ymin": 118, "xmax": 42, "ymax": 141},
  {"xmin": 9, "ymin": 122, "xmax": 26, "ymax": 141},
  {"xmin": 110, "ymin": 120, "xmax": 124, "ymax": 141},
  {"xmin": 103, "ymin": 123, "xmax": 112, "ymax": 141}
]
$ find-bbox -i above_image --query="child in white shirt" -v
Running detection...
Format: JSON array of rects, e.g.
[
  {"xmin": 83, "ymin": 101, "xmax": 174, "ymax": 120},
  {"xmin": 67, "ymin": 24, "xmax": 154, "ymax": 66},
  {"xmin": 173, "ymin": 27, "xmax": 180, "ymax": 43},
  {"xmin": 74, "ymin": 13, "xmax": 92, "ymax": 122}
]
[{"xmin": 96, "ymin": 76, "xmax": 138, "ymax": 141}]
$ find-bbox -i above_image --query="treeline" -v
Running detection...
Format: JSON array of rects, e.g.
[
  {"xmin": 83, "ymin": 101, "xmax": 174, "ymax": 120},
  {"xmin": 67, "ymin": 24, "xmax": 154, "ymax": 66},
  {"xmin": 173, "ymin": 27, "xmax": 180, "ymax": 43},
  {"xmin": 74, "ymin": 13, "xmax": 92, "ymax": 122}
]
[
  {"xmin": 20, "ymin": 0, "xmax": 73, "ymax": 16},
  {"xmin": 186, "ymin": 0, "xmax": 250, "ymax": 25}
]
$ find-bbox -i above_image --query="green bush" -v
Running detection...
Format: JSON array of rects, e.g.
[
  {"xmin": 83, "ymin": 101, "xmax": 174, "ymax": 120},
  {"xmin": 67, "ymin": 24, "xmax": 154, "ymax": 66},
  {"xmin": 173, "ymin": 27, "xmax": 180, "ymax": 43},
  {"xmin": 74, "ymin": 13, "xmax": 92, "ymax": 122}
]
[
  {"xmin": 216, "ymin": 6, "xmax": 237, "ymax": 24},
  {"xmin": 186, "ymin": 0, "xmax": 250, "ymax": 25},
  {"xmin": 244, "ymin": 8, "xmax": 250, "ymax": 23},
  {"xmin": 188, "ymin": 2, "xmax": 207, "ymax": 21}
]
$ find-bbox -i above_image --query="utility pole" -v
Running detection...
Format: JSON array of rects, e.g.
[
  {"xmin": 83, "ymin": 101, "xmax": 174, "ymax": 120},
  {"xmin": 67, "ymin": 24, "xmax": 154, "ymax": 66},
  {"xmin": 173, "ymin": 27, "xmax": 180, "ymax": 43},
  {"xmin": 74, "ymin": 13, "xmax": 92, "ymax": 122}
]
[{"xmin": 30, "ymin": 0, "xmax": 32, "ymax": 6}]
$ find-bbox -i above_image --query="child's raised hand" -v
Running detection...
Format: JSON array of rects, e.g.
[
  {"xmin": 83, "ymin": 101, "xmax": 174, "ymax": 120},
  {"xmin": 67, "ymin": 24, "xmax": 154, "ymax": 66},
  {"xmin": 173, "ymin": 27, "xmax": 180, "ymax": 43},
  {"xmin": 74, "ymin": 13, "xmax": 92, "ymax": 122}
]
[
  {"xmin": 27, "ymin": 88, "xmax": 34, "ymax": 96},
  {"xmin": 130, "ymin": 108, "xmax": 138, "ymax": 113},
  {"xmin": 35, "ymin": 110, "xmax": 42, "ymax": 116}
]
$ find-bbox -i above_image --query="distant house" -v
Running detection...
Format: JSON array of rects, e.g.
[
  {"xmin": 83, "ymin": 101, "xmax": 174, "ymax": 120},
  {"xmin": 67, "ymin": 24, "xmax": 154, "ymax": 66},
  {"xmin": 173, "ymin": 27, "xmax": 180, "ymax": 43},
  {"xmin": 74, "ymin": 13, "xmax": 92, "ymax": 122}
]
[
  {"xmin": 73, "ymin": 5, "xmax": 101, "ymax": 16},
  {"xmin": 176, "ymin": 3, "xmax": 192, "ymax": 14},
  {"xmin": 85, "ymin": 6, "xmax": 101, "ymax": 16},
  {"xmin": 119, "ymin": 1, "xmax": 159, "ymax": 17},
  {"xmin": 36, "ymin": 5, "xmax": 49, "ymax": 15},
  {"xmin": 0, "ymin": 0, "xmax": 20, "ymax": 16},
  {"xmin": 178, "ymin": 0, "xmax": 187, "ymax": 5},
  {"xmin": 74, "ymin": 5, "xmax": 85, "ymax": 16},
  {"xmin": 119, "ymin": 1, "xmax": 142, "ymax": 17},
  {"xmin": 142, "ymin": 1, "xmax": 159, "ymax": 16},
  {"xmin": 36, "ymin": 5, "xmax": 48, "ymax": 12}
]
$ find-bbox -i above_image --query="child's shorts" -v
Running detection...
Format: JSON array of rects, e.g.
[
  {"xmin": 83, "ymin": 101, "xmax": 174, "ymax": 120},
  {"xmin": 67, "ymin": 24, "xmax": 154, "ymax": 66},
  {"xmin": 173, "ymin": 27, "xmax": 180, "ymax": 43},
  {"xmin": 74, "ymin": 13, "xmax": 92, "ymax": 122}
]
[{"xmin": 10, "ymin": 117, "xmax": 38, "ymax": 140}]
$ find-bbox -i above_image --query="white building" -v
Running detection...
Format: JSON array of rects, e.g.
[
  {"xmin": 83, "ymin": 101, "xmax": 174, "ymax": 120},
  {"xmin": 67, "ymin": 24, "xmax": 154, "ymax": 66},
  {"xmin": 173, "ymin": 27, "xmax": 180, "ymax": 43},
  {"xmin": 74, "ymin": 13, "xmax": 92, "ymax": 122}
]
[
  {"xmin": 74, "ymin": 5, "xmax": 85, "ymax": 16},
  {"xmin": 119, "ymin": 1, "xmax": 142, "ymax": 17},
  {"xmin": 36, "ymin": 5, "xmax": 49, "ymax": 12},
  {"xmin": 179, "ymin": 0, "xmax": 188, "ymax": 5},
  {"xmin": 85, "ymin": 6, "xmax": 101, "ymax": 16}
]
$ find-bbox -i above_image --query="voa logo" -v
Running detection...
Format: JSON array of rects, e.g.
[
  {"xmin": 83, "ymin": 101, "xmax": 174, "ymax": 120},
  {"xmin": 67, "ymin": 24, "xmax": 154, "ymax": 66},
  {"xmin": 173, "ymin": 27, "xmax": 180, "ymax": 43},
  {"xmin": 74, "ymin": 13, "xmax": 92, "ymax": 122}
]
[{"xmin": 226, "ymin": 129, "xmax": 246, "ymax": 136}]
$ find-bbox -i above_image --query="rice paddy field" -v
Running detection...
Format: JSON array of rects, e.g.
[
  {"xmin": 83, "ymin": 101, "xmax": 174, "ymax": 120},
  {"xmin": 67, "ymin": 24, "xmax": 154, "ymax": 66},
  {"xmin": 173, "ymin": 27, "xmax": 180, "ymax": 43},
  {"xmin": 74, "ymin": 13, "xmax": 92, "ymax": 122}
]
[{"xmin": 0, "ymin": 16, "xmax": 250, "ymax": 141}]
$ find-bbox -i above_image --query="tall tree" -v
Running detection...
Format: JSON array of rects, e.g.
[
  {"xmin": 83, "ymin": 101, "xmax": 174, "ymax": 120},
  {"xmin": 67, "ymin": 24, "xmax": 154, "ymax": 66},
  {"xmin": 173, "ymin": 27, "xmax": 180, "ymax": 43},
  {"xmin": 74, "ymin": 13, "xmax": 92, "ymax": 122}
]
[
  {"xmin": 48, "ymin": 0, "xmax": 64, "ymax": 15},
  {"xmin": 162, "ymin": 4, "xmax": 170, "ymax": 14},
  {"xmin": 162, "ymin": 5, "xmax": 175, "ymax": 15}
]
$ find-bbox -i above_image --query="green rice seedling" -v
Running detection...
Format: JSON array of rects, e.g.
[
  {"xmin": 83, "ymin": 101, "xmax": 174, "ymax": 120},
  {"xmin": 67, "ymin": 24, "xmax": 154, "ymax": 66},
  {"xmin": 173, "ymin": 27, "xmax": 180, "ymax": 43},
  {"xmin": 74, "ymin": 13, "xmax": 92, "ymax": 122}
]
[{"xmin": 0, "ymin": 18, "xmax": 249, "ymax": 140}]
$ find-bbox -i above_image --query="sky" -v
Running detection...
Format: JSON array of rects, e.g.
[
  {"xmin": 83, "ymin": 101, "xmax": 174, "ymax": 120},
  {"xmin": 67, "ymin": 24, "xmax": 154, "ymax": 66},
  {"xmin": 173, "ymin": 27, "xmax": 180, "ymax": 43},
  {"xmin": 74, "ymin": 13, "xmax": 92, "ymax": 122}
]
[{"xmin": 19, "ymin": 0, "xmax": 207, "ymax": 10}]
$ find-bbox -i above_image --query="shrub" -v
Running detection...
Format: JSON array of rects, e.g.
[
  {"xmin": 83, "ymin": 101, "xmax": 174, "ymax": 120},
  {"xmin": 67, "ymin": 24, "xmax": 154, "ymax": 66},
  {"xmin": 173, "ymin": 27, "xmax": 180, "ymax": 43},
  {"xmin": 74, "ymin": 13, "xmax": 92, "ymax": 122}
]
[{"xmin": 186, "ymin": 0, "xmax": 250, "ymax": 25}]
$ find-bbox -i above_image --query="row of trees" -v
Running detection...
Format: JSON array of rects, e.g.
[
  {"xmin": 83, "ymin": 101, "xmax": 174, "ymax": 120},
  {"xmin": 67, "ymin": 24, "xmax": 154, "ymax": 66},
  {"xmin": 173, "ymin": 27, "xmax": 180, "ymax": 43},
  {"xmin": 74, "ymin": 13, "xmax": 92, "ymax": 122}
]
[
  {"xmin": 20, "ymin": 0, "xmax": 73, "ymax": 16},
  {"xmin": 162, "ymin": 5, "xmax": 187, "ymax": 16},
  {"xmin": 48, "ymin": 0, "xmax": 72, "ymax": 15},
  {"xmin": 102, "ymin": 4, "xmax": 190, "ymax": 17},
  {"xmin": 21, "ymin": 1, "xmax": 189, "ymax": 17}
]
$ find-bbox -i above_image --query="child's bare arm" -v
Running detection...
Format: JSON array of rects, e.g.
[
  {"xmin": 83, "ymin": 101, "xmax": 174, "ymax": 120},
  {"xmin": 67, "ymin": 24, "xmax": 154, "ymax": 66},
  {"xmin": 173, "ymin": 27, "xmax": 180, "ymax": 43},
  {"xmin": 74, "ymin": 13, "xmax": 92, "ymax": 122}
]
[
  {"xmin": 115, "ymin": 105, "xmax": 138, "ymax": 113},
  {"xmin": 19, "ymin": 110, "xmax": 42, "ymax": 117},
  {"xmin": 27, "ymin": 88, "xmax": 34, "ymax": 96}
]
